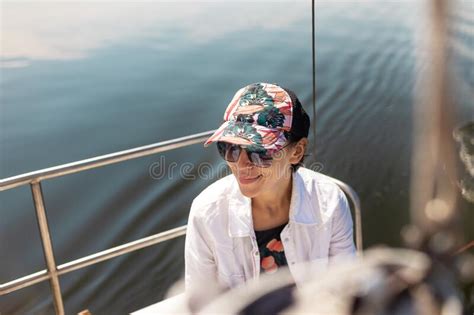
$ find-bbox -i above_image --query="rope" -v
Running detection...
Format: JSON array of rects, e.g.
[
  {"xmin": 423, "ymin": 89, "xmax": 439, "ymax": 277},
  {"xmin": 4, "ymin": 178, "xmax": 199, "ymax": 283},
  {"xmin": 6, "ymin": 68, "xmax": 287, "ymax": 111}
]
[{"xmin": 454, "ymin": 240, "xmax": 474, "ymax": 255}]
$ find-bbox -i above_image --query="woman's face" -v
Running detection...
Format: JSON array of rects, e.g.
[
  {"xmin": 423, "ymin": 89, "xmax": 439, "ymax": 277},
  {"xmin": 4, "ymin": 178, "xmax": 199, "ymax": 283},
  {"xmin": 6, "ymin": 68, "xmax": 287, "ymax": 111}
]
[{"xmin": 227, "ymin": 139, "xmax": 307, "ymax": 198}]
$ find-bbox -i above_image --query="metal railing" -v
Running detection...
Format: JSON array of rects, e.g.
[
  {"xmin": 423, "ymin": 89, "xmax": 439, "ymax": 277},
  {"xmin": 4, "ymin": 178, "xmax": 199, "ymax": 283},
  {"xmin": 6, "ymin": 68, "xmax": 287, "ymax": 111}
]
[{"xmin": 0, "ymin": 130, "xmax": 362, "ymax": 315}]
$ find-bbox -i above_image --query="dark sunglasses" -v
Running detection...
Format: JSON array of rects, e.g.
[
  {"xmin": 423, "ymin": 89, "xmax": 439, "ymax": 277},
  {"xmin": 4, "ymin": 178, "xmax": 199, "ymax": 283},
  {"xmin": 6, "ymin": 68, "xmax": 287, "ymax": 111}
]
[{"xmin": 217, "ymin": 141, "xmax": 290, "ymax": 168}]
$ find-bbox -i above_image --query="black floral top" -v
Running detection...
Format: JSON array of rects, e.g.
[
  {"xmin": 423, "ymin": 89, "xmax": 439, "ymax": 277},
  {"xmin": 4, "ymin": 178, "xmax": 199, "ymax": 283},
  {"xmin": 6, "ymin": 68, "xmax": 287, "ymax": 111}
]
[{"xmin": 255, "ymin": 222, "xmax": 288, "ymax": 274}]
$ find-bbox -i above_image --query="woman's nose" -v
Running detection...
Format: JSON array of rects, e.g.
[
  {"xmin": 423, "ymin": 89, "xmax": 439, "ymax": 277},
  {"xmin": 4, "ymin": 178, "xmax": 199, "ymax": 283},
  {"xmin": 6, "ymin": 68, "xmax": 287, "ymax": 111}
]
[{"xmin": 236, "ymin": 149, "xmax": 253, "ymax": 168}]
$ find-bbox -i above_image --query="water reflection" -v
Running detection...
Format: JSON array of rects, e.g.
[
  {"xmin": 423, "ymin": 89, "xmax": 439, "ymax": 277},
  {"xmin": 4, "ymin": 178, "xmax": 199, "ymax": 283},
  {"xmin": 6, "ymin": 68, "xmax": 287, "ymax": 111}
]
[{"xmin": 1, "ymin": 2, "xmax": 307, "ymax": 68}]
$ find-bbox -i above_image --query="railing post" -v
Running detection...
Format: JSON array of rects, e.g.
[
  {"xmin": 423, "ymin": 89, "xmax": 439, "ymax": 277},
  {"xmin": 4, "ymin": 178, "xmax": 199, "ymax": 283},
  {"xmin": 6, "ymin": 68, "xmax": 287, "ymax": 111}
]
[
  {"xmin": 331, "ymin": 178, "xmax": 363, "ymax": 255},
  {"xmin": 30, "ymin": 181, "xmax": 65, "ymax": 315}
]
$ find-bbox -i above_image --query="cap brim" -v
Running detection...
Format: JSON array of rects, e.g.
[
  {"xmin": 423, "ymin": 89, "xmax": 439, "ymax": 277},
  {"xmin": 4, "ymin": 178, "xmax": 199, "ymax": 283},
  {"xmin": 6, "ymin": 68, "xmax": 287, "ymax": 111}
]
[
  {"xmin": 204, "ymin": 121, "xmax": 285, "ymax": 151},
  {"xmin": 203, "ymin": 121, "xmax": 231, "ymax": 147}
]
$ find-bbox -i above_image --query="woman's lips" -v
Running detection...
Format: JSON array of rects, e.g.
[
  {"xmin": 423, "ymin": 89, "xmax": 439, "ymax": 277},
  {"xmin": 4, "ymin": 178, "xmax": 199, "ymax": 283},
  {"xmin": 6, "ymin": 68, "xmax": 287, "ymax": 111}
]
[{"xmin": 238, "ymin": 175, "xmax": 262, "ymax": 185}]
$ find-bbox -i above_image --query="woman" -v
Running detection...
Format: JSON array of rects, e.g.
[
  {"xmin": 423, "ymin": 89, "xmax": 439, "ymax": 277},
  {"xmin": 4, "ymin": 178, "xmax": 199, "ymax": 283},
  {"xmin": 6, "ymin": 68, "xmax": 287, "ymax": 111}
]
[{"xmin": 184, "ymin": 82, "xmax": 355, "ymax": 305}]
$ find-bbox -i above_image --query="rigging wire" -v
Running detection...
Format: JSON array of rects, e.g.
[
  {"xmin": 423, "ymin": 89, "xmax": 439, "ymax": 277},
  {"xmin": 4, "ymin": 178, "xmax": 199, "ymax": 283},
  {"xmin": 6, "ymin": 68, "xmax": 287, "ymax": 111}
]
[{"xmin": 311, "ymin": 0, "xmax": 317, "ymax": 156}]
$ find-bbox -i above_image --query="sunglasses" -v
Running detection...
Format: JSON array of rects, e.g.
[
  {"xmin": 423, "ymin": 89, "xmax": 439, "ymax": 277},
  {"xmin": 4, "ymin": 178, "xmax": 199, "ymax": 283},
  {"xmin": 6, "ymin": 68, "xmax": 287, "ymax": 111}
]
[{"xmin": 217, "ymin": 141, "xmax": 290, "ymax": 168}]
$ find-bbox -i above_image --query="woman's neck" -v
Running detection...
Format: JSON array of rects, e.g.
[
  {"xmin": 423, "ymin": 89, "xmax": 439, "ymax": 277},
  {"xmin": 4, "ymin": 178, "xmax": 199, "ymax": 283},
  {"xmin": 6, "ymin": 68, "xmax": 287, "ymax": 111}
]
[{"xmin": 251, "ymin": 172, "xmax": 293, "ymax": 229}]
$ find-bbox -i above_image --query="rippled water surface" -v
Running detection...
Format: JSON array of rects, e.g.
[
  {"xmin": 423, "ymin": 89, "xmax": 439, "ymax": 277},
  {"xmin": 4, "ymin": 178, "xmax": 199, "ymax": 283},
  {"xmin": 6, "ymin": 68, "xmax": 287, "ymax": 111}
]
[{"xmin": 1, "ymin": 1, "xmax": 473, "ymax": 314}]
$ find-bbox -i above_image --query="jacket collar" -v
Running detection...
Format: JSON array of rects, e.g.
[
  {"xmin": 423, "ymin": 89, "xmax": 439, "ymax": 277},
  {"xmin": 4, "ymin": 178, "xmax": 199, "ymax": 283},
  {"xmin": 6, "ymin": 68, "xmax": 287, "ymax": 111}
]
[{"xmin": 228, "ymin": 170, "xmax": 304, "ymax": 238}]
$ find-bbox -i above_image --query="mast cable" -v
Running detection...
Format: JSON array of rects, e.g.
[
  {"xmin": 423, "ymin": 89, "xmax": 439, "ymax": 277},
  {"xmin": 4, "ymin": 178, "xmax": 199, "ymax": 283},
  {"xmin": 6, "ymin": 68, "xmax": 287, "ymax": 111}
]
[{"xmin": 311, "ymin": 0, "xmax": 317, "ymax": 158}]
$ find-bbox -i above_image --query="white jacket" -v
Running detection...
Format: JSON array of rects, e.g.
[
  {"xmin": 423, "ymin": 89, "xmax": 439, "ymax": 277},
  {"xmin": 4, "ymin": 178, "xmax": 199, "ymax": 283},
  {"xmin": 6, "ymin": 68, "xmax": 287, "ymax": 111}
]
[{"xmin": 184, "ymin": 167, "xmax": 356, "ymax": 299}]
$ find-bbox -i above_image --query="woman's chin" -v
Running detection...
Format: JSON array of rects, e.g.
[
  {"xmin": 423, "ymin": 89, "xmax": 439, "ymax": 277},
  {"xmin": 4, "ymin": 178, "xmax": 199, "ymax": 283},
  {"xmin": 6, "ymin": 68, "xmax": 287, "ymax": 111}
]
[{"xmin": 237, "ymin": 183, "xmax": 262, "ymax": 198}]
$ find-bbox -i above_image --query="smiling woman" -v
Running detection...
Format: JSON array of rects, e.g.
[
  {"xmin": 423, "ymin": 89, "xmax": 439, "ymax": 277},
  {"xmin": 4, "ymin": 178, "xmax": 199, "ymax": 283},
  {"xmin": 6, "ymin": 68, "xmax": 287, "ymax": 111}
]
[{"xmin": 184, "ymin": 82, "xmax": 356, "ymax": 310}]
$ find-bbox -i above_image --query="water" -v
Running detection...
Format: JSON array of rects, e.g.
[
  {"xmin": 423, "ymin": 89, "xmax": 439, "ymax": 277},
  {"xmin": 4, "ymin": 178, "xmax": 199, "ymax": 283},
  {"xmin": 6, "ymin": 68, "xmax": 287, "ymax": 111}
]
[{"xmin": 1, "ymin": 1, "xmax": 473, "ymax": 314}]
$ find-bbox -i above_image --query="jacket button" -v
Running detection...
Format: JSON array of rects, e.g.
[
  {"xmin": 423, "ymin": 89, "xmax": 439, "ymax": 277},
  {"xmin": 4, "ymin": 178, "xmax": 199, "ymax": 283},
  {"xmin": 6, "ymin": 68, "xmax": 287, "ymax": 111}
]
[
  {"xmin": 254, "ymin": 251, "xmax": 259, "ymax": 256},
  {"xmin": 284, "ymin": 238, "xmax": 289, "ymax": 242},
  {"xmin": 291, "ymin": 261, "xmax": 295, "ymax": 265}
]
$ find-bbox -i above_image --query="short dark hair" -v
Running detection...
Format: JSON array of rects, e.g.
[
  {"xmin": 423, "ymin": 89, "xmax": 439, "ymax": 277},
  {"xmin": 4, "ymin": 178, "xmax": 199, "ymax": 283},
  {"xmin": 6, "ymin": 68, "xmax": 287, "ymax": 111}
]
[
  {"xmin": 284, "ymin": 133, "xmax": 308, "ymax": 172},
  {"xmin": 281, "ymin": 86, "xmax": 310, "ymax": 172}
]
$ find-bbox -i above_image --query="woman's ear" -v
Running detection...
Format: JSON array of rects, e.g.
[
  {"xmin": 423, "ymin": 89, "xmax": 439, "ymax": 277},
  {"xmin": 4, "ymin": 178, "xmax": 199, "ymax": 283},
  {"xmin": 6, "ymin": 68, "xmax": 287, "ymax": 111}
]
[{"xmin": 289, "ymin": 138, "xmax": 308, "ymax": 164}]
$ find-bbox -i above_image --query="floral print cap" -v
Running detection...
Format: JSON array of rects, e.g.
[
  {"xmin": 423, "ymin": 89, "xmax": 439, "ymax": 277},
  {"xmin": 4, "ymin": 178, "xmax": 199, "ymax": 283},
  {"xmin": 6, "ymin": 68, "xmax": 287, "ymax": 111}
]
[{"xmin": 204, "ymin": 82, "xmax": 293, "ymax": 153}]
